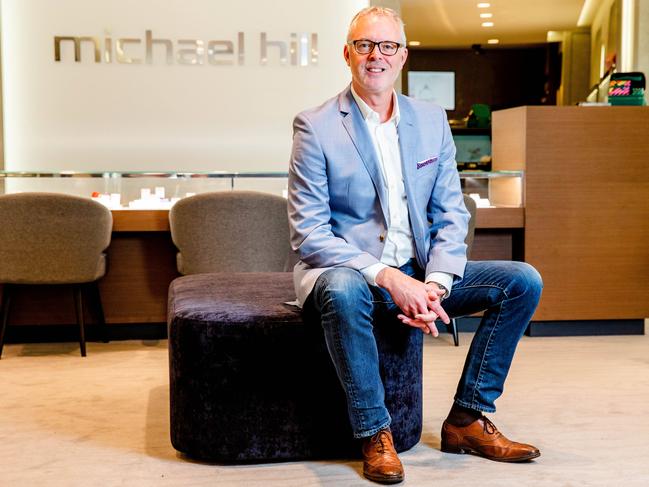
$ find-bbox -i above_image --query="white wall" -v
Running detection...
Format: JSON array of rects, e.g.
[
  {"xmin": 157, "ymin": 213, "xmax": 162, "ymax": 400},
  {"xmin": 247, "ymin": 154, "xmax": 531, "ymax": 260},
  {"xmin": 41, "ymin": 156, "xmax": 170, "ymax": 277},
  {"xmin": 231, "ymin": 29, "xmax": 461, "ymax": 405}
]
[
  {"xmin": 589, "ymin": 0, "xmax": 618, "ymax": 86},
  {"xmin": 1, "ymin": 0, "xmax": 368, "ymax": 172},
  {"xmin": 636, "ymin": 0, "xmax": 649, "ymax": 103}
]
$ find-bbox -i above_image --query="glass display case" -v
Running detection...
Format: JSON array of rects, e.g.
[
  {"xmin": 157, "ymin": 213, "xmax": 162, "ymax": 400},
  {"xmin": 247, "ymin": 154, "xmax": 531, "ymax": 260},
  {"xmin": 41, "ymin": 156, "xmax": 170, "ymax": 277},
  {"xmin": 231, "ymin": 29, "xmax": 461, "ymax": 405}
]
[
  {"xmin": 0, "ymin": 169, "xmax": 523, "ymax": 210},
  {"xmin": 0, "ymin": 171, "xmax": 289, "ymax": 210},
  {"xmin": 459, "ymin": 170, "xmax": 523, "ymax": 208}
]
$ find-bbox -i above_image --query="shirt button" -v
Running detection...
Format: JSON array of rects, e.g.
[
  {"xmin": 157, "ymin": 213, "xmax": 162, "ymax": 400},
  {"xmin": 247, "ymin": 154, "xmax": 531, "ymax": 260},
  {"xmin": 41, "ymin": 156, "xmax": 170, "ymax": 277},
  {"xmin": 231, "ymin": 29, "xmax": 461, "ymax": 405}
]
[{"xmin": 379, "ymin": 234, "xmax": 385, "ymax": 242}]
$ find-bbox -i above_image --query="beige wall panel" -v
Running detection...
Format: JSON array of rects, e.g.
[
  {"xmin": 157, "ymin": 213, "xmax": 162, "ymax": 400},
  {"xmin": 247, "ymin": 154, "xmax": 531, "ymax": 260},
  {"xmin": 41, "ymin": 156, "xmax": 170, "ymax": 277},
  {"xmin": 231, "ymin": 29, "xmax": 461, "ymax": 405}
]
[
  {"xmin": 637, "ymin": 0, "xmax": 649, "ymax": 103},
  {"xmin": 1, "ymin": 0, "xmax": 368, "ymax": 172}
]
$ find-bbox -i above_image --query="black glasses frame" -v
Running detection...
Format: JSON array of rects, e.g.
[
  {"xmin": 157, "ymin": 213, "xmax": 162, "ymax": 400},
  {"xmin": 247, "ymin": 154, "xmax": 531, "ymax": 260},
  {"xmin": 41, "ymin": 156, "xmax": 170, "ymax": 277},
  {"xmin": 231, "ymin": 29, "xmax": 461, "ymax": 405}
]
[{"xmin": 348, "ymin": 39, "xmax": 404, "ymax": 56}]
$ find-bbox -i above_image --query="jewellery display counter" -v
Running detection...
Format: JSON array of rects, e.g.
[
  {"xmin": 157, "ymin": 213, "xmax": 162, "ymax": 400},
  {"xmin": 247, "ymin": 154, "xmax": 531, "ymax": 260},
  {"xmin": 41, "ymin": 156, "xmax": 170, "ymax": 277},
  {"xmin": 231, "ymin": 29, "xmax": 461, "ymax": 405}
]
[
  {"xmin": 0, "ymin": 169, "xmax": 524, "ymax": 227},
  {"xmin": 0, "ymin": 170, "xmax": 525, "ymax": 329},
  {"xmin": 0, "ymin": 170, "xmax": 287, "ymax": 209}
]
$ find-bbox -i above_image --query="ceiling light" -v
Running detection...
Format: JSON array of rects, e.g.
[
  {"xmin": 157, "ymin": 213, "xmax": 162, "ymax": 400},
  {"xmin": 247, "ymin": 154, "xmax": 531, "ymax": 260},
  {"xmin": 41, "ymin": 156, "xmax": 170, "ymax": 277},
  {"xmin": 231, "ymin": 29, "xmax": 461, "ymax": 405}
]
[
  {"xmin": 477, "ymin": 3, "xmax": 491, "ymax": 7},
  {"xmin": 480, "ymin": 13, "xmax": 493, "ymax": 18},
  {"xmin": 481, "ymin": 22, "xmax": 494, "ymax": 27},
  {"xmin": 408, "ymin": 41, "xmax": 421, "ymax": 46},
  {"xmin": 487, "ymin": 39, "xmax": 499, "ymax": 44}
]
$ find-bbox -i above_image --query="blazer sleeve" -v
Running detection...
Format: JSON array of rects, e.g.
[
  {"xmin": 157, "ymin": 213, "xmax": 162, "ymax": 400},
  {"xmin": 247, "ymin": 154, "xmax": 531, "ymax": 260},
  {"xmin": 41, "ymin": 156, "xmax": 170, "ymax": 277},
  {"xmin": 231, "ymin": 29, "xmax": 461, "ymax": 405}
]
[
  {"xmin": 287, "ymin": 113, "xmax": 381, "ymax": 270},
  {"xmin": 424, "ymin": 107, "xmax": 470, "ymax": 279}
]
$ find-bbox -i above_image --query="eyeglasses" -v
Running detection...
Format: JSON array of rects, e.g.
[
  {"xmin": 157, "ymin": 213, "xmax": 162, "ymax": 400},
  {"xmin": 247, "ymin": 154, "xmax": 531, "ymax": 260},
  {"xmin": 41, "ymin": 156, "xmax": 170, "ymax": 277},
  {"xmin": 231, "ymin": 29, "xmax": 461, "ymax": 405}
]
[{"xmin": 348, "ymin": 39, "xmax": 403, "ymax": 56}]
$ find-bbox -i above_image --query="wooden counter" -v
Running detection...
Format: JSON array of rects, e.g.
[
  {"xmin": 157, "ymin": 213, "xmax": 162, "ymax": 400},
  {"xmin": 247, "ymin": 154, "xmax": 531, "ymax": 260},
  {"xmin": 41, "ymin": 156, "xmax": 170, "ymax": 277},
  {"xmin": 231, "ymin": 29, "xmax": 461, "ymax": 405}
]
[
  {"xmin": 493, "ymin": 106, "xmax": 649, "ymax": 322},
  {"xmin": 476, "ymin": 207, "xmax": 524, "ymax": 229},
  {"xmin": 112, "ymin": 207, "xmax": 525, "ymax": 232},
  {"xmin": 112, "ymin": 210, "xmax": 170, "ymax": 232}
]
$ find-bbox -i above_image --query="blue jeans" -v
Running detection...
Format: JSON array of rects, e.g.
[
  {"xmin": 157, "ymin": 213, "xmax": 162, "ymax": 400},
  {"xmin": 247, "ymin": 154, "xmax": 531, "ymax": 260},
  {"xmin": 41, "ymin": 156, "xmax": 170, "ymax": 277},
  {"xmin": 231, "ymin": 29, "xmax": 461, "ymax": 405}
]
[{"xmin": 303, "ymin": 260, "xmax": 543, "ymax": 439}]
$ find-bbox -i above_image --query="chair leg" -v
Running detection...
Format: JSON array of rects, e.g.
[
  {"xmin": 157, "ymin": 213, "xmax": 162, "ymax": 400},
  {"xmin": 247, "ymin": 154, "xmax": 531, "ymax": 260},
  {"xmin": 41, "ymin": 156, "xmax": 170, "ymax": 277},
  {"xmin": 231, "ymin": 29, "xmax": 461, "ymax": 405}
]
[
  {"xmin": 87, "ymin": 282, "xmax": 109, "ymax": 343},
  {"xmin": 449, "ymin": 318, "xmax": 459, "ymax": 347},
  {"xmin": 73, "ymin": 286, "xmax": 87, "ymax": 357},
  {"xmin": 0, "ymin": 285, "xmax": 13, "ymax": 359}
]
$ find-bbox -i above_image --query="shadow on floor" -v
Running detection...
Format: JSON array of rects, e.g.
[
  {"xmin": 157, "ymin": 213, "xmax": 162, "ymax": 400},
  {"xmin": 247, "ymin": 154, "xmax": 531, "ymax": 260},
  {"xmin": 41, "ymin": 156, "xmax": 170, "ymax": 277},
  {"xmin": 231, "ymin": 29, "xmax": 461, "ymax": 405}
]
[{"xmin": 145, "ymin": 384, "xmax": 177, "ymax": 461}]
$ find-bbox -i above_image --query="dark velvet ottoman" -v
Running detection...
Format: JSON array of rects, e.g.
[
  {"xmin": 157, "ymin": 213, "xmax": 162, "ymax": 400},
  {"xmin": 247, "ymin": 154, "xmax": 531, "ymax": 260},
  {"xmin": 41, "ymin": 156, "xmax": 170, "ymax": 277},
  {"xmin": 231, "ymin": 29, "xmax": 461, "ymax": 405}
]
[{"xmin": 168, "ymin": 272, "xmax": 423, "ymax": 462}]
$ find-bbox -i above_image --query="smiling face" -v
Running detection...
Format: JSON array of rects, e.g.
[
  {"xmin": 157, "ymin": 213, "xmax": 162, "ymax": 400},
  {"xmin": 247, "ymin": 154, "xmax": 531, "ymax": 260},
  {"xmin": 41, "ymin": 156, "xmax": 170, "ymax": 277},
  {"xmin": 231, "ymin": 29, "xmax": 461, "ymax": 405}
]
[{"xmin": 344, "ymin": 13, "xmax": 408, "ymax": 102}]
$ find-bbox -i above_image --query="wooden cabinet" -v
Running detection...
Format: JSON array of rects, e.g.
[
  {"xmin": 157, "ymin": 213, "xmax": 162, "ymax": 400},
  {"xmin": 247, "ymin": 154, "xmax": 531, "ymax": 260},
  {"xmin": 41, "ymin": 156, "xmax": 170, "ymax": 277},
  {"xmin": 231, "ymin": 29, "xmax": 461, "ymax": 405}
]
[{"xmin": 493, "ymin": 106, "xmax": 649, "ymax": 321}]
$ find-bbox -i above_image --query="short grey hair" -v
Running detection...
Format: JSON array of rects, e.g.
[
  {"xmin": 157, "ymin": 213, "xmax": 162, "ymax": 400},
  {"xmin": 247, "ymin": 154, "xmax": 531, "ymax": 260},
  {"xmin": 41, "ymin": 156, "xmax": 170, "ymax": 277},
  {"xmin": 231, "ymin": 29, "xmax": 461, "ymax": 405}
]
[{"xmin": 347, "ymin": 7, "xmax": 407, "ymax": 45}]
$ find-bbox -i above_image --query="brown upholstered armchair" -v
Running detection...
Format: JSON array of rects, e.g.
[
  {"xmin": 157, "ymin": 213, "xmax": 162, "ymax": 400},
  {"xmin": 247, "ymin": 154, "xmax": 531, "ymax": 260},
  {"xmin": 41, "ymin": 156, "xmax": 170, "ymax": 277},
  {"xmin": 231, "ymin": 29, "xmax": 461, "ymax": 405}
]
[
  {"xmin": 0, "ymin": 193, "xmax": 113, "ymax": 358},
  {"xmin": 445, "ymin": 194, "xmax": 478, "ymax": 346},
  {"xmin": 169, "ymin": 191, "xmax": 291, "ymax": 274}
]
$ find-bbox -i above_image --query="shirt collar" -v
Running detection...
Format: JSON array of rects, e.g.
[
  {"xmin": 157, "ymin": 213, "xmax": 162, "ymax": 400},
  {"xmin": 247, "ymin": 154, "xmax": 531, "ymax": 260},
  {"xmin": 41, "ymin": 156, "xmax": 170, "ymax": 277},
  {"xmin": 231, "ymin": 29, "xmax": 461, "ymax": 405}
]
[{"xmin": 350, "ymin": 85, "xmax": 400, "ymax": 126}]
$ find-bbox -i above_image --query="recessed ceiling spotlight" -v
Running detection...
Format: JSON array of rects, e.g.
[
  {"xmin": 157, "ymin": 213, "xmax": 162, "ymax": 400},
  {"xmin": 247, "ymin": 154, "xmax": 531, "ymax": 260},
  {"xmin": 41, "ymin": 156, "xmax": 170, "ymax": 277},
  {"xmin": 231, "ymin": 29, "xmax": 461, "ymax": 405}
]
[
  {"xmin": 487, "ymin": 39, "xmax": 500, "ymax": 44},
  {"xmin": 480, "ymin": 13, "xmax": 493, "ymax": 18},
  {"xmin": 408, "ymin": 41, "xmax": 421, "ymax": 46},
  {"xmin": 481, "ymin": 22, "xmax": 494, "ymax": 27},
  {"xmin": 477, "ymin": 2, "xmax": 491, "ymax": 7}
]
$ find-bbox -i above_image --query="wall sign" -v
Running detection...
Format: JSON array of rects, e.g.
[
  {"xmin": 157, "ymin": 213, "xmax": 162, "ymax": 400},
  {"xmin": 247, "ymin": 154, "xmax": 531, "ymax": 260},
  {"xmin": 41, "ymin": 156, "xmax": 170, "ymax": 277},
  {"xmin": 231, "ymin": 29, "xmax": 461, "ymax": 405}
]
[
  {"xmin": 53, "ymin": 31, "xmax": 319, "ymax": 66},
  {"xmin": 1, "ymin": 0, "xmax": 368, "ymax": 171}
]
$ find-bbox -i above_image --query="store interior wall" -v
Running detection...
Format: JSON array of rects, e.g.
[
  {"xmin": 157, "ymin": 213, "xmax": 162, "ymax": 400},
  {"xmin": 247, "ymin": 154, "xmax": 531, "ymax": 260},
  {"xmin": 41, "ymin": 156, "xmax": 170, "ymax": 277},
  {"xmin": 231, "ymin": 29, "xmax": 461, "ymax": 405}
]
[
  {"xmin": 2, "ymin": 1, "xmax": 644, "ymax": 174},
  {"xmin": 590, "ymin": 0, "xmax": 619, "ymax": 85},
  {"xmin": 636, "ymin": 0, "xmax": 649, "ymax": 102},
  {"xmin": 557, "ymin": 28, "xmax": 592, "ymax": 106},
  {"xmin": 0, "ymin": 0, "xmax": 4, "ymax": 170},
  {"xmin": 0, "ymin": 46, "xmax": 4, "ymax": 170},
  {"xmin": 586, "ymin": 0, "xmax": 648, "ymax": 103},
  {"xmin": 0, "ymin": 1, "xmax": 401, "ymax": 173},
  {"xmin": 405, "ymin": 45, "xmax": 560, "ymax": 121},
  {"xmin": 0, "ymin": 0, "xmax": 368, "ymax": 173}
]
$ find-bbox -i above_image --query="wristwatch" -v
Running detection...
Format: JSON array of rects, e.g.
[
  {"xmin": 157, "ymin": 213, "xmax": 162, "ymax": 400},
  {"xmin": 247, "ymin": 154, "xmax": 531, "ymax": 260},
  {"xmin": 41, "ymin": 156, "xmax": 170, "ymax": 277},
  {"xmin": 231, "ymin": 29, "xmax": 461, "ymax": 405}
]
[{"xmin": 433, "ymin": 282, "xmax": 448, "ymax": 300}]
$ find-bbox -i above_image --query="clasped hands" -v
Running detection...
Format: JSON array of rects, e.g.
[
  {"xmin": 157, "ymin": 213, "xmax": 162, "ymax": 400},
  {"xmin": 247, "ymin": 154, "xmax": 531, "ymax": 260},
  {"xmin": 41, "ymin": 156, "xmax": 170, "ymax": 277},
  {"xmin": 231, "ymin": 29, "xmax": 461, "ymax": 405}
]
[{"xmin": 375, "ymin": 267, "xmax": 450, "ymax": 337}]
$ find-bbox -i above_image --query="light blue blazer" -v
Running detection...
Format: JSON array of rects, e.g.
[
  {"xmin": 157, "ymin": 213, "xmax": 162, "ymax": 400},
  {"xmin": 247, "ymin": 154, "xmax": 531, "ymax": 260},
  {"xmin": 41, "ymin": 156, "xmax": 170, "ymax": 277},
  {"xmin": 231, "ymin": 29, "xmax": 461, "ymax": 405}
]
[{"xmin": 288, "ymin": 85, "xmax": 469, "ymax": 305}]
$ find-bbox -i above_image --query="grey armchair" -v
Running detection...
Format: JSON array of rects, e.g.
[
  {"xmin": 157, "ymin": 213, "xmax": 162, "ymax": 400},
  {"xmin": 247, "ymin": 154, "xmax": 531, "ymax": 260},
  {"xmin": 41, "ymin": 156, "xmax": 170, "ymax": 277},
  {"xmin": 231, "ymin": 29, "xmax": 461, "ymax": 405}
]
[
  {"xmin": 169, "ymin": 191, "xmax": 291, "ymax": 274},
  {"xmin": 0, "ymin": 193, "xmax": 113, "ymax": 358}
]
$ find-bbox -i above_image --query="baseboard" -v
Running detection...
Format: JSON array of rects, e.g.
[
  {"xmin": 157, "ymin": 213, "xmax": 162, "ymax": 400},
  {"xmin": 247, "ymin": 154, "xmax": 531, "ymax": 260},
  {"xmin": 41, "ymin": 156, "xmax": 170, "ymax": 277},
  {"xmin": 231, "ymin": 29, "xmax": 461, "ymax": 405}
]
[
  {"xmin": 2, "ymin": 323, "xmax": 167, "ymax": 343},
  {"xmin": 441, "ymin": 318, "xmax": 645, "ymax": 336},
  {"xmin": 3, "ymin": 318, "xmax": 645, "ymax": 344},
  {"xmin": 525, "ymin": 320, "xmax": 645, "ymax": 337}
]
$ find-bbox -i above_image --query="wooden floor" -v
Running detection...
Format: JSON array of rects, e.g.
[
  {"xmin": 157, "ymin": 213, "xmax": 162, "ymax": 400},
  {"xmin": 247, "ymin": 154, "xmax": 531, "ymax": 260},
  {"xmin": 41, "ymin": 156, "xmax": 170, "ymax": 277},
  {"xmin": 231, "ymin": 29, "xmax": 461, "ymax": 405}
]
[{"xmin": 1, "ymin": 330, "xmax": 648, "ymax": 486}]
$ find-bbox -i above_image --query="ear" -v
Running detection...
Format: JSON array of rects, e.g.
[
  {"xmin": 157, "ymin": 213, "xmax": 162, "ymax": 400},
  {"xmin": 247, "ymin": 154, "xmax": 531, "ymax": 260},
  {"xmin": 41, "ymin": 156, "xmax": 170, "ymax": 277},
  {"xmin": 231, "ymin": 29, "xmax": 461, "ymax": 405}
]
[
  {"xmin": 343, "ymin": 44, "xmax": 351, "ymax": 66},
  {"xmin": 399, "ymin": 47, "xmax": 408, "ymax": 69}
]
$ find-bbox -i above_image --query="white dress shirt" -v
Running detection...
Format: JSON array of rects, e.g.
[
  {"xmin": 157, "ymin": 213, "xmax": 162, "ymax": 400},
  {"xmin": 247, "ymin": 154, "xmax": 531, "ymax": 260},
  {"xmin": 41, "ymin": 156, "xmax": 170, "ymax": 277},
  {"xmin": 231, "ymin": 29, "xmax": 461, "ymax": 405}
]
[{"xmin": 350, "ymin": 87, "xmax": 453, "ymax": 296}]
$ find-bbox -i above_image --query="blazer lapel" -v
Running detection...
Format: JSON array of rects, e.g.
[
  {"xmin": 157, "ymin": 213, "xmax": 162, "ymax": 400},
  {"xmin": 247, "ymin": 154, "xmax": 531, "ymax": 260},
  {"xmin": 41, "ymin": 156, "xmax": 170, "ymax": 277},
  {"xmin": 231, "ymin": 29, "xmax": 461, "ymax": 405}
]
[
  {"xmin": 397, "ymin": 95, "xmax": 419, "ymax": 210},
  {"xmin": 339, "ymin": 88, "xmax": 389, "ymax": 220}
]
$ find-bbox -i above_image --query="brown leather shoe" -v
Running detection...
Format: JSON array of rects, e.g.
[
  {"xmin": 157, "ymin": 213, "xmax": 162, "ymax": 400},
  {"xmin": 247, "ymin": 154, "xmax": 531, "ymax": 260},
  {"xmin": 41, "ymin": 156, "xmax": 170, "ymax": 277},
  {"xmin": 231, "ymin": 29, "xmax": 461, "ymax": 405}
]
[
  {"xmin": 441, "ymin": 416, "xmax": 540, "ymax": 462},
  {"xmin": 361, "ymin": 428, "xmax": 404, "ymax": 484}
]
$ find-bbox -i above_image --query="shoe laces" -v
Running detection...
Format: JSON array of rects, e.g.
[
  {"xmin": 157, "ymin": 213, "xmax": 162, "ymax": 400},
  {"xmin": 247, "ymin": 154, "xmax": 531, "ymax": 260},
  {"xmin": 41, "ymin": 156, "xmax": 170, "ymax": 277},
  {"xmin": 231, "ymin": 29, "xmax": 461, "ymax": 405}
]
[
  {"xmin": 372, "ymin": 429, "xmax": 390, "ymax": 454},
  {"xmin": 481, "ymin": 416, "xmax": 499, "ymax": 436}
]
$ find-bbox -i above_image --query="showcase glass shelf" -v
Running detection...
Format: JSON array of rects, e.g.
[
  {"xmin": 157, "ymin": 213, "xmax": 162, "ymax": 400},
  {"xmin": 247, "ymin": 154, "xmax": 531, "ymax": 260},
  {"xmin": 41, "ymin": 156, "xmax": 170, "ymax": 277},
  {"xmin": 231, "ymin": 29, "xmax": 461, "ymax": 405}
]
[{"xmin": 0, "ymin": 170, "xmax": 523, "ymax": 209}]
